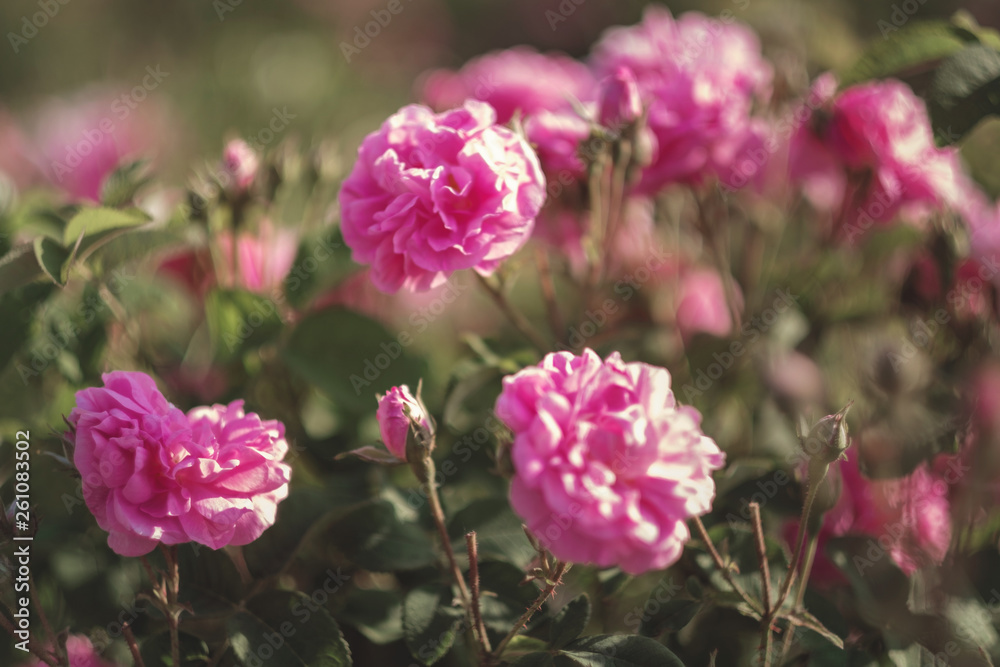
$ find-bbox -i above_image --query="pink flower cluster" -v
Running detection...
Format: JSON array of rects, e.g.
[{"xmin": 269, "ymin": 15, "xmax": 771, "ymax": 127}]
[
  {"xmin": 339, "ymin": 101, "xmax": 546, "ymax": 293},
  {"xmin": 790, "ymin": 75, "xmax": 967, "ymax": 238},
  {"xmin": 32, "ymin": 635, "xmax": 118, "ymax": 667},
  {"xmin": 495, "ymin": 349, "xmax": 725, "ymax": 574},
  {"xmin": 590, "ymin": 6, "xmax": 772, "ymax": 192},
  {"xmin": 67, "ymin": 371, "xmax": 291, "ymax": 556}
]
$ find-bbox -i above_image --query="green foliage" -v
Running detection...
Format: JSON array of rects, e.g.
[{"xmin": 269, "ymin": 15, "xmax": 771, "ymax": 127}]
[{"xmin": 402, "ymin": 584, "xmax": 464, "ymax": 665}]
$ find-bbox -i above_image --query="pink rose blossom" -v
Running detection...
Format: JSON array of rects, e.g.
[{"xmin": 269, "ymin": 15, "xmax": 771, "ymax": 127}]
[
  {"xmin": 377, "ymin": 385, "xmax": 431, "ymax": 460},
  {"xmin": 32, "ymin": 635, "xmax": 118, "ymax": 667},
  {"xmin": 524, "ymin": 109, "xmax": 591, "ymax": 181},
  {"xmin": 215, "ymin": 219, "xmax": 298, "ymax": 294},
  {"xmin": 495, "ymin": 349, "xmax": 725, "ymax": 574},
  {"xmin": 590, "ymin": 7, "xmax": 772, "ymax": 192},
  {"xmin": 221, "ymin": 138, "xmax": 259, "ymax": 191},
  {"xmin": 339, "ymin": 101, "xmax": 546, "ymax": 293},
  {"xmin": 419, "ymin": 47, "xmax": 596, "ymax": 125},
  {"xmin": 675, "ymin": 267, "xmax": 740, "ymax": 340},
  {"xmin": 790, "ymin": 75, "xmax": 967, "ymax": 237},
  {"xmin": 68, "ymin": 371, "xmax": 291, "ymax": 556}
]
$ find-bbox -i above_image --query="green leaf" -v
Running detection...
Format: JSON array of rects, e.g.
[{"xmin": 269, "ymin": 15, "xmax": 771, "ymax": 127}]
[
  {"xmin": 402, "ymin": 584, "xmax": 464, "ymax": 665},
  {"xmin": 326, "ymin": 500, "xmax": 438, "ymax": 572},
  {"xmin": 243, "ymin": 487, "xmax": 344, "ymax": 579},
  {"xmin": 638, "ymin": 599, "xmax": 700, "ymax": 638},
  {"xmin": 33, "ymin": 237, "xmax": 69, "ymax": 287},
  {"xmin": 549, "ymin": 595, "xmax": 591, "ymax": 650},
  {"xmin": 336, "ymin": 588, "xmax": 404, "ymax": 645},
  {"xmin": 178, "ymin": 543, "xmax": 246, "ymax": 616},
  {"xmin": 140, "ymin": 631, "xmax": 210, "ymax": 667},
  {"xmin": 478, "ymin": 560, "xmax": 546, "ymax": 647},
  {"xmin": 100, "ymin": 159, "xmax": 152, "ymax": 207},
  {"xmin": 447, "ymin": 498, "xmax": 536, "ymax": 568},
  {"xmin": 61, "ymin": 206, "xmax": 151, "ymax": 255},
  {"xmin": 283, "ymin": 306, "xmax": 428, "ymax": 412},
  {"xmin": 228, "ymin": 590, "xmax": 352, "ymax": 667},
  {"xmin": 839, "ymin": 21, "xmax": 973, "ymax": 87},
  {"xmin": 929, "ymin": 44, "xmax": 1000, "ymax": 139},
  {"xmin": 559, "ymin": 635, "xmax": 685, "ymax": 667},
  {"xmin": 0, "ymin": 244, "xmax": 43, "ymax": 295},
  {"xmin": 205, "ymin": 288, "xmax": 284, "ymax": 362},
  {"xmin": 510, "ymin": 652, "xmax": 557, "ymax": 666}
]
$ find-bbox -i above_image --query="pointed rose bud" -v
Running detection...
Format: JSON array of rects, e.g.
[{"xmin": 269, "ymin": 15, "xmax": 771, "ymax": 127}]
[
  {"xmin": 597, "ymin": 66, "xmax": 642, "ymax": 131},
  {"xmin": 376, "ymin": 384, "xmax": 433, "ymax": 462},
  {"xmin": 222, "ymin": 138, "xmax": 259, "ymax": 192},
  {"xmin": 801, "ymin": 401, "xmax": 854, "ymax": 469}
]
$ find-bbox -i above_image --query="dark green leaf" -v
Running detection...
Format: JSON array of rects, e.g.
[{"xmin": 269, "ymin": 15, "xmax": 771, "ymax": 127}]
[
  {"xmin": 929, "ymin": 44, "xmax": 1000, "ymax": 139},
  {"xmin": 402, "ymin": 584, "xmax": 464, "ymax": 665},
  {"xmin": 559, "ymin": 635, "xmax": 685, "ymax": 667},
  {"xmin": 283, "ymin": 307, "xmax": 427, "ymax": 412},
  {"xmin": 335, "ymin": 445, "xmax": 404, "ymax": 465},
  {"xmin": 447, "ymin": 498, "xmax": 536, "ymax": 568},
  {"xmin": 336, "ymin": 588, "xmax": 403, "ymax": 645},
  {"xmin": 549, "ymin": 595, "xmax": 591, "ymax": 650},
  {"xmin": 33, "ymin": 236, "xmax": 69, "ymax": 286},
  {"xmin": 639, "ymin": 599, "xmax": 700, "ymax": 638},
  {"xmin": 178, "ymin": 543, "xmax": 246, "ymax": 616},
  {"xmin": 327, "ymin": 500, "xmax": 437, "ymax": 572},
  {"xmin": 140, "ymin": 631, "xmax": 210, "ymax": 667},
  {"xmin": 243, "ymin": 487, "xmax": 344, "ymax": 579},
  {"xmin": 511, "ymin": 653, "xmax": 557, "ymax": 666},
  {"xmin": 0, "ymin": 244, "xmax": 43, "ymax": 295},
  {"xmin": 205, "ymin": 288, "xmax": 283, "ymax": 362},
  {"xmin": 228, "ymin": 590, "xmax": 352, "ymax": 667}
]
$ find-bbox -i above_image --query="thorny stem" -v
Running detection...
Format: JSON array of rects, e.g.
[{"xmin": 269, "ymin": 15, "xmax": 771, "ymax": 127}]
[
  {"xmin": 692, "ymin": 516, "xmax": 763, "ymax": 616},
  {"xmin": 535, "ymin": 248, "xmax": 566, "ymax": 346},
  {"xmin": 489, "ymin": 561, "xmax": 569, "ymax": 663},
  {"xmin": 475, "ymin": 273, "xmax": 550, "ymax": 353},
  {"xmin": 772, "ymin": 467, "xmax": 826, "ymax": 616},
  {"xmin": 749, "ymin": 503, "xmax": 773, "ymax": 667},
  {"xmin": 123, "ymin": 622, "xmax": 146, "ymax": 667},
  {"xmin": 160, "ymin": 544, "xmax": 181, "ymax": 667},
  {"xmin": 601, "ymin": 137, "xmax": 633, "ymax": 283},
  {"xmin": 465, "ymin": 532, "xmax": 493, "ymax": 660},
  {"xmin": 423, "ymin": 457, "xmax": 472, "ymax": 606},
  {"xmin": 779, "ymin": 533, "xmax": 819, "ymax": 662}
]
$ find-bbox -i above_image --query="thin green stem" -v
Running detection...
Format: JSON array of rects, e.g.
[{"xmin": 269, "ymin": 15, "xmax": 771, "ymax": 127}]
[
  {"xmin": 692, "ymin": 516, "xmax": 763, "ymax": 616},
  {"xmin": 475, "ymin": 273, "xmax": 549, "ymax": 353}
]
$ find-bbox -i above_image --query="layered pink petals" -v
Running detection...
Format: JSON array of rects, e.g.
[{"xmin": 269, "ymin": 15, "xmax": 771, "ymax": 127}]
[
  {"xmin": 590, "ymin": 7, "xmax": 772, "ymax": 192},
  {"xmin": 496, "ymin": 349, "xmax": 725, "ymax": 574},
  {"xmin": 68, "ymin": 371, "xmax": 291, "ymax": 556},
  {"xmin": 339, "ymin": 101, "xmax": 546, "ymax": 293}
]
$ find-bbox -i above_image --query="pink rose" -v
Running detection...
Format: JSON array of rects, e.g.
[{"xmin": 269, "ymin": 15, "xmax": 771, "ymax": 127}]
[
  {"xmin": 215, "ymin": 219, "xmax": 298, "ymax": 294},
  {"xmin": 590, "ymin": 7, "xmax": 772, "ymax": 192},
  {"xmin": 790, "ymin": 76, "xmax": 967, "ymax": 237},
  {"xmin": 419, "ymin": 47, "xmax": 596, "ymax": 125},
  {"xmin": 339, "ymin": 101, "xmax": 546, "ymax": 293},
  {"xmin": 524, "ymin": 109, "xmax": 592, "ymax": 181},
  {"xmin": 675, "ymin": 267, "xmax": 740, "ymax": 340},
  {"xmin": 376, "ymin": 385, "xmax": 432, "ymax": 461},
  {"xmin": 68, "ymin": 371, "xmax": 291, "ymax": 556},
  {"xmin": 597, "ymin": 66, "xmax": 643, "ymax": 130},
  {"xmin": 495, "ymin": 349, "xmax": 725, "ymax": 574},
  {"xmin": 32, "ymin": 635, "xmax": 118, "ymax": 667}
]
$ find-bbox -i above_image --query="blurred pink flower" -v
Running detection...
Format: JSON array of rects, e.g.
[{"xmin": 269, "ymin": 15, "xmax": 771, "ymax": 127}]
[
  {"xmin": 216, "ymin": 220, "xmax": 298, "ymax": 294},
  {"xmin": 495, "ymin": 349, "xmax": 725, "ymax": 574},
  {"xmin": 590, "ymin": 7, "xmax": 772, "ymax": 192},
  {"xmin": 419, "ymin": 47, "xmax": 596, "ymax": 124},
  {"xmin": 339, "ymin": 101, "xmax": 546, "ymax": 293},
  {"xmin": 33, "ymin": 635, "xmax": 117, "ymax": 667},
  {"xmin": 789, "ymin": 75, "xmax": 967, "ymax": 239},
  {"xmin": 221, "ymin": 138, "xmax": 259, "ymax": 192},
  {"xmin": 34, "ymin": 89, "xmax": 163, "ymax": 202},
  {"xmin": 68, "ymin": 371, "xmax": 291, "ymax": 556},
  {"xmin": 377, "ymin": 384, "xmax": 431, "ymax": 461},
  {"xmin": 524, "ymin": 108, "xmax": 591, "ymax": 181},
  {"xmin": 786, "ymin": 448, "xmax": 952, "ymax": 582},
  {"xmin": 675, "ymin": 267, "xmax": 740, "ymax": 340}
]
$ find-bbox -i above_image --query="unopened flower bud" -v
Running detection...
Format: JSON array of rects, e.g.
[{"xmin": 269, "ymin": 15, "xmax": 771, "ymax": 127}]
[
  {"xmin": 222, "ymin": 138, "xmax": 259, "ymax": 192},
  {"xmin": 802, "ymin": 401, "xmax": 853, "ymax": 468},
  {"xmin": 376, "ymin": 384, "xmax": 433, "ymax": 463},
  {"xmin": 597, "ymin": 66, "xmax": 642, "ymax": 131}
]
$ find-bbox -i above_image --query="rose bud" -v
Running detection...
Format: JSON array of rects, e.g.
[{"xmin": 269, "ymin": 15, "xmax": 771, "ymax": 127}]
[
  {"xmin": 597, "ymin": 66, "xmax": 642, "ymax": 132},
  {"xmin": 376, "ymin": 384, "xmax": 433, "ymax": 463}
]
